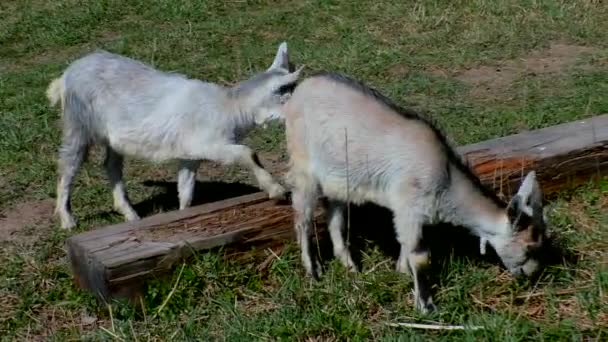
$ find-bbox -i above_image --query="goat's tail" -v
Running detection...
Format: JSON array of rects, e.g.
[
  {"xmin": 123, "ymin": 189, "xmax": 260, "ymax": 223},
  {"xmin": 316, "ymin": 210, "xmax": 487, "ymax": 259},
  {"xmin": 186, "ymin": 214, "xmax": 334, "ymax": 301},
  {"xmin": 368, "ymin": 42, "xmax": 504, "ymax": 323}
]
[{"xmin": 46, "ymin": 75, "xmax": 65, "ymax": 109}]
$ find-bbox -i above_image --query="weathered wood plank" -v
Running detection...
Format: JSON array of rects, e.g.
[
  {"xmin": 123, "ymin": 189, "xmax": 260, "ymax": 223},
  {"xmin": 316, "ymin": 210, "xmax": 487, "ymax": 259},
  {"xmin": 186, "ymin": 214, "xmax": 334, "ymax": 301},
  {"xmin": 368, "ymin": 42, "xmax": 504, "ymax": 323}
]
[
  {"xmin": 459, "ymin": 114, "xmax": 608, "ymax": 197},
  {"xmin": 66, "ymin": 114, "xmax": 608, "ymax": 301},
  {"xmin": 66, "ymin": 193, "xmax": 292, "ymax": 299},
  {"xmin": 70, "ymin": 192, "xmax": 271, "ymax": 245}
]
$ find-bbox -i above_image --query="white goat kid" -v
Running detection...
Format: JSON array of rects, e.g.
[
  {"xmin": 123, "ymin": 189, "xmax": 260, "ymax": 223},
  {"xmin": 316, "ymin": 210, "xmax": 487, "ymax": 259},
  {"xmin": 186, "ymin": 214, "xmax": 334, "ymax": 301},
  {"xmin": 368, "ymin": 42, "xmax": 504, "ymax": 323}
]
[
  {"xmin": 283, "ymin": 72, "xmax": 548, "ymax": 313},
  {"xmin": 47, "ymin": 42, "xmax": 301, "ymax": 229}
]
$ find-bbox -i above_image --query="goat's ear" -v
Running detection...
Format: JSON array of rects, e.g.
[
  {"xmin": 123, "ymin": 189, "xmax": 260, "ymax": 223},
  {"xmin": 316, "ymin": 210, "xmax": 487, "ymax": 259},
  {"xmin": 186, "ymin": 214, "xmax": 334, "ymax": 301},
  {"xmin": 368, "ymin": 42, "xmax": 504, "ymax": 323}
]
[
  {"xmin": 517, "ymin": 171, "xmax": 542, "ymax": 209},
  {"xmin": 268, "ymin": 41, "xmax": 289, "ymax": 71},
  {"xmin": 509, "ymin": 171, "xmax": 542, "ymax": 220},
  {"xmin": 271, "ymin": 65, "xmax": 304, "ymax": 91}
]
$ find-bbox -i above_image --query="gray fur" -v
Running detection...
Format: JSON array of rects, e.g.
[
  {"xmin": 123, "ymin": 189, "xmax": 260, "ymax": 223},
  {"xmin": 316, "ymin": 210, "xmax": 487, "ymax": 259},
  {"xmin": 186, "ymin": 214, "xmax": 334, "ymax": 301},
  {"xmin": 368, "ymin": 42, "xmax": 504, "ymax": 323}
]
[
  {"xmin": 47, "ymin": 42, "xmax": 302, "ymax": 229},
  {"xmin": 230, "ymin": 70, "xmax": 288, "ymax": 97}
]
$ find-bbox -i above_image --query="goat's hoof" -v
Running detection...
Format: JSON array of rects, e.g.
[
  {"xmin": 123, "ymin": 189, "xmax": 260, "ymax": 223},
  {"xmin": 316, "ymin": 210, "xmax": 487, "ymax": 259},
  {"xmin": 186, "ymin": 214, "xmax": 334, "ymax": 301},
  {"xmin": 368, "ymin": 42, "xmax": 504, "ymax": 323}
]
[
  {"xmin": 396, "ymin": 263, "xmax": 411, "ymax": 275},
  {"xmin": 267, "ymin": 184, "xmax": 287, "ymax": 200},
  {"xmin": 307, "ymin": 270, "xmax": 320, "ymax": 281},
  {"xmin": 125, "ymin": 213, "xmax": 140, "ymax": 221},
  {"xmin": 338, "ymin": 255, "xmax": 358, "ymax": 272},
  {"xmin": 416, "ymin": 300, "xmax": 437, "ymax": 314},
  {"xmin": 115, "ymin": 206, "xmax": 140, "ymax": 221},
  {"xmin": 310, "ymin": 270, "xmax": 323, "ymax": 281},
  {"xmin": 61, "ymin": 223, "xmax": 75, "ymax": 230},
  {"xmin": 306, "ymin": 260, "xmax": 323, "ymax": 280},
  {"xmin": 58, "ymin": 215, "xmax": 76, "ymax": 230},
  {"xmin": 314, "ymin": 260, "xmax": 324, "ymax": 279}
]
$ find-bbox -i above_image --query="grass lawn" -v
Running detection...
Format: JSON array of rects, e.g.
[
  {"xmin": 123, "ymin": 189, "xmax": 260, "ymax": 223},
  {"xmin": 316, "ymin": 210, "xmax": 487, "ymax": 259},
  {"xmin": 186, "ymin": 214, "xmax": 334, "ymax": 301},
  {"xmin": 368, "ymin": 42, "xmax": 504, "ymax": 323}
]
[{"xmin": 1, "ymin": 0, "xmax": 607, "ymax": 340}]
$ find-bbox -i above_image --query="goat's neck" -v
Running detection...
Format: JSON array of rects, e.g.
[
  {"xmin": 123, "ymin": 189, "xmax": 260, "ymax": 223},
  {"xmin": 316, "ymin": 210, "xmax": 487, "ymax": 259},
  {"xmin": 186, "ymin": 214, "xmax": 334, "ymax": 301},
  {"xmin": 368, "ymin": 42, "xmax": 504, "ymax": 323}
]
[
  {"xmin": 224, "ymin": 92, "xmax": 258, "ymax": 137},
  {"xmin": 443, "ymin": 165, "xmax": 510, "ymax": 240}
]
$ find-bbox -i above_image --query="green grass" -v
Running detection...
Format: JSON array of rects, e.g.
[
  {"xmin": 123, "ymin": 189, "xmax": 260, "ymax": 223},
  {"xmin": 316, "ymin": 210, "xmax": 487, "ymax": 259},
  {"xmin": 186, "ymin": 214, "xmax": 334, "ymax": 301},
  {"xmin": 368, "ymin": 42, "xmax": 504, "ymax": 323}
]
[{"xmin": 1, "ymin": 0, "xmax": 607, "ymax": 340}]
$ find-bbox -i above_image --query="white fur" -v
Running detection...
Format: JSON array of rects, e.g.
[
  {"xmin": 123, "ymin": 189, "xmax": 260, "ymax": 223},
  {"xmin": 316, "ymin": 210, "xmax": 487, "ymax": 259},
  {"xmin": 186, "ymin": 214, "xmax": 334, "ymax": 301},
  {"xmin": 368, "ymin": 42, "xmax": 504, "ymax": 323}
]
[{"xmin": 47, "ymin": 42, "xmax": 301, "ymax": 229}]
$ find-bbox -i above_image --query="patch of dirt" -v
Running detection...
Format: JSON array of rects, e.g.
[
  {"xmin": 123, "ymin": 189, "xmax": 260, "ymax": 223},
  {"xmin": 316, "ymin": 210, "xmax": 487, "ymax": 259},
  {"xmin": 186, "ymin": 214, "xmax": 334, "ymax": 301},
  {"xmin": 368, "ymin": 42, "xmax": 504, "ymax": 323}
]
[
  {"xmin": 0, "ymin": 199, "xmax": 54, "ymax": 242},
  {"xmin": 259, "ymin": 31, "xmax": 283, "ymax": 40},
  {"xmin": 426, "ymin": 66, "xmax": 449, "ymax": 78},
  {"xmin": 456, "ymin": 43, "xmax": 598, "ymax": 98},
  {"xmin": 387, "ymin": 63, "xmax": 410, "ymax": 78},
  {"xmin": 11, "ymin": 305, "xmax": 110, "ymax": 340}
]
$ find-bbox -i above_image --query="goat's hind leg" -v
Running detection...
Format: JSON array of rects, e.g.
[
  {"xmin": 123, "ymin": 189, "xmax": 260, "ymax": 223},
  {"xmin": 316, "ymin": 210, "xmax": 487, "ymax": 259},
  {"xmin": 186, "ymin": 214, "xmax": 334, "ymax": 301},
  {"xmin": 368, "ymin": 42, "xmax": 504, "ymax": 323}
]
[
  {"xmin": 327, "ymin": 200, "xmax": 357, "ymax": 272},
  {"xmin": 291, "ymin": 174, "xmax": 322, "ymax": 279},
  {"xmin": 56, "ymin": 133, "xmax": 88, "ymax": 229},
  {"xmin": 104, "ymin": 146, "xmax": 139, "ymax": 221},
  {"xmin": 393, "ymin": 208, "xmax": 436, "ymax": 313}
]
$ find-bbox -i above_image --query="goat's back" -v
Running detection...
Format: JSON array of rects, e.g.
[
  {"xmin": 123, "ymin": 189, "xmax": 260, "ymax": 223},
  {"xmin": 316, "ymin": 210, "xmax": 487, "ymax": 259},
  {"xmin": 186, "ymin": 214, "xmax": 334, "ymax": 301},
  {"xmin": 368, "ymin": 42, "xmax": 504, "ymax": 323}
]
[
  {"xmin": 62, "ymin": 50, "xmax": 207, "ymax": 118},
  {"xmin": 58, "ymin": 51, "xmax": 229, "ymax": 159},
  {"xmin": 284, "ymin": 72, "xmax": 449, "ymax": 203}
]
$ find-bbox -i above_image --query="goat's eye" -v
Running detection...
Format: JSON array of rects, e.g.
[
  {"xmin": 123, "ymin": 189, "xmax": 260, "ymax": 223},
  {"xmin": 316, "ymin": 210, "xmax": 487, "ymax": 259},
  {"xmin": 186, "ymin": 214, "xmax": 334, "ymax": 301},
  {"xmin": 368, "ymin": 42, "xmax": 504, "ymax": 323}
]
[{"xmin": 276, "ymin": 82, "xmax": 297, "ymax": 95}]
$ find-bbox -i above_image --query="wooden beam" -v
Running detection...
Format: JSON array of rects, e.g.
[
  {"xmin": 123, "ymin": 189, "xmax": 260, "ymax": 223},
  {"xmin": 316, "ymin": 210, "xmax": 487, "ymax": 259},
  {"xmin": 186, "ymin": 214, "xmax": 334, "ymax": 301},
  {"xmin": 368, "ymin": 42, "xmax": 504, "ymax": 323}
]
[
  {"xmin": 66, "ymin": 114, "xmax": 608, "ymax": 301},
  {"xmin": 67, "ymin": 192, "xmax": 310, "ymax": 300},
  {"xmin": 459, "ymin": 114, "xmax": 608, "ymax": 197}
]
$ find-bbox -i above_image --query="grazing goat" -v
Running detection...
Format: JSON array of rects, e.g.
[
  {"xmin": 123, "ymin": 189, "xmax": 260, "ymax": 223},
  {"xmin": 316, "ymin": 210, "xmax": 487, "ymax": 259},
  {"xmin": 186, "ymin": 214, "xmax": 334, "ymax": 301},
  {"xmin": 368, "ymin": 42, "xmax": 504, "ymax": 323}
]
[
  {"xmin": 283, "ymin": 72, "xmax": 548, "ymax": 313},
  {"xmin": 47, "ymin": 42, "xmax": 301, "ymax": 229}
]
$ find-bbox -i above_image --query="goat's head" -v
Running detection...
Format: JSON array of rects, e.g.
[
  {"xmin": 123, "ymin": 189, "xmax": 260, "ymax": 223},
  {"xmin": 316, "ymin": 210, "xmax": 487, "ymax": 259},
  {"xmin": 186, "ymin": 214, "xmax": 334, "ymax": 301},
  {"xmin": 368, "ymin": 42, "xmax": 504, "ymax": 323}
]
[
  {"xmin": 491, "ymin": 171, "xmax": 548, "ymax": 278},
  {"xmin": 230, "ymin": 42, "xmax": 303, "ymax": 127}
]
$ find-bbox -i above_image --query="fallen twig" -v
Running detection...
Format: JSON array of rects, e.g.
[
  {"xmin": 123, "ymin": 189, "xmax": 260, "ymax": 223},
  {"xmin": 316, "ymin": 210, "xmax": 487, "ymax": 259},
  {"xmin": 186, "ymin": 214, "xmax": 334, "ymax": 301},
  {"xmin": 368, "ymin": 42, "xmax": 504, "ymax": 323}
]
[
  {"xmin": 386, "ymin": 322, "xmax": 484, "ymax": 330},
  {"xmin": 269, "ymin": 247, "xmax": 283, "ymax": 260},
  {"xmin": 107, "ymin": 303, "xmax": 115, "ymax": 333},
  {"xmin": 129, "ymin": 320, "xmax": 139, "ymax": 342},
  {"xmin": 100, "ymin": 326, "xmax": 125, "ymax": 341},
  {"xmin": 470, "ymin": 294, "xmax": 495, "ymax": 310},
  {"xmin": 364, "ymin": 259, "xmax": 392, "ymax": 275},
  {"xmin": 257, "ymin": 247, "xmax": 284, "ymax": 272}
]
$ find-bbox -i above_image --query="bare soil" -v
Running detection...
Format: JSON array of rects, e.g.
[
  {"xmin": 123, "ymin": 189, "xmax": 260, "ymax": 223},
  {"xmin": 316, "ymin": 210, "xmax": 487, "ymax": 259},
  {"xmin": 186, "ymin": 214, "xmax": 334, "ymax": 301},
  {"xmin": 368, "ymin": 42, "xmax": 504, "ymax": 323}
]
[
  {"xmin": 455, "ymin": 43, "xmax": 598, "ymax": 98},
  {"xmin": 0, "ymin": 199, "xmax": 54, "ymax": 242}
]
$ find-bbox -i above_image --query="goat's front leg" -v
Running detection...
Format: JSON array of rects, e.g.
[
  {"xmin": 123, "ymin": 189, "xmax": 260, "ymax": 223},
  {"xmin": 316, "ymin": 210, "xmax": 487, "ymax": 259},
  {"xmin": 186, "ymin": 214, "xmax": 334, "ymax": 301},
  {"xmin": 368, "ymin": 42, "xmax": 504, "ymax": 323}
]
[
  {"xmin": 200, "ymin": 144, "xmax": 286, "ymax": 199},
  {"xmin": 177, "ymin": 160, "xmax": 200, "ymax": 210},
  {"xmin": 393, "ymin": 209, "xmax": 436, "ymax": 314}
]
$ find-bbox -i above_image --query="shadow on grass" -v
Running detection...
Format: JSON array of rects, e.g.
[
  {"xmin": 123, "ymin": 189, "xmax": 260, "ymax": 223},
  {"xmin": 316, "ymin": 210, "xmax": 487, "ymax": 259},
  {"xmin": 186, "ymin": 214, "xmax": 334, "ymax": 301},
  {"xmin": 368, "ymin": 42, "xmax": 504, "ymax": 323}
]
[
  {"xmin": 87, "ymin": 180, "xmax": 261, "ymax": 222},
  {"xmin": 135, "ymin": 180, "xmax": 261, "ymax": 216},
  {"xmin": 313, "ymin": 201, "xmax": 578, "ymax": 285}
]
